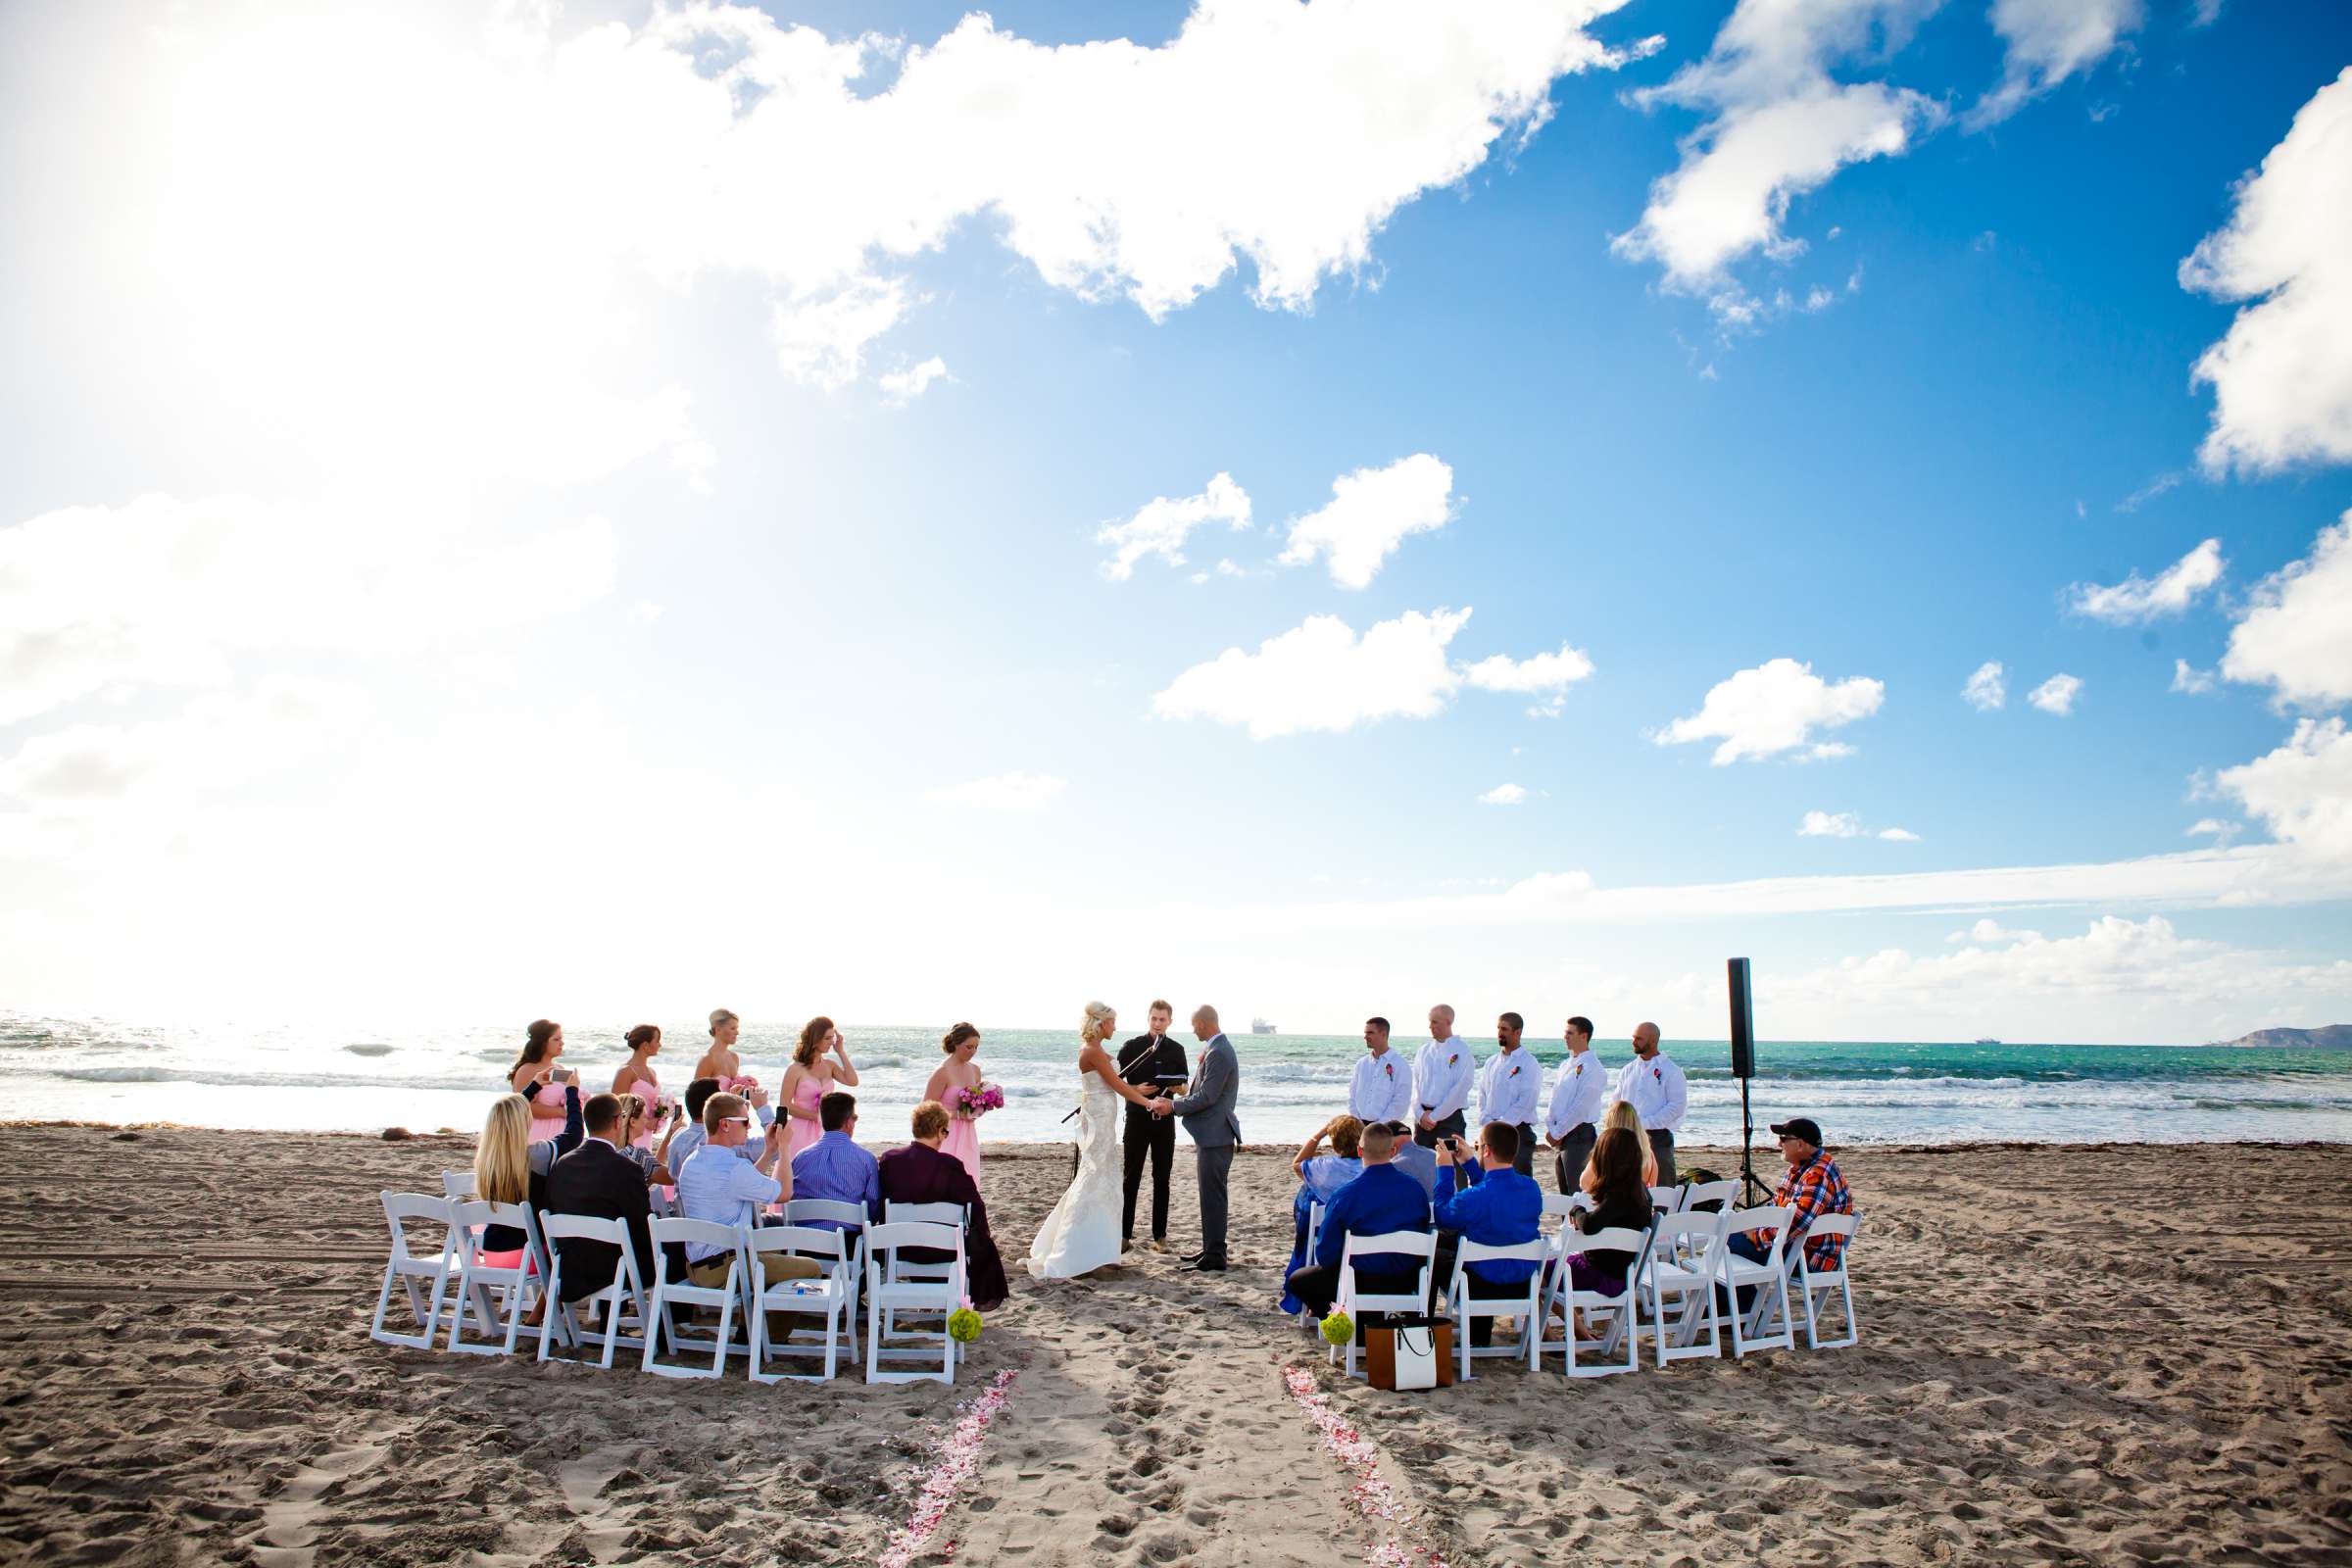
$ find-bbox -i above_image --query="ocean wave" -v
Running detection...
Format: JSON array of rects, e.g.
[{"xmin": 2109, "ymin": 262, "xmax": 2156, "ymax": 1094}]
[
  {"xmin": 343, "ymin": 1044, "xmax": 395, "ymax": 1057},
  {"xmin": 38, "ymin": 1064, "xmax": 494, "ymax": 1094}
]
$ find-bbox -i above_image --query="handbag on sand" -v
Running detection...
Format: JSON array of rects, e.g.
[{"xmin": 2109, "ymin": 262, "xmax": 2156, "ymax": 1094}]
[{"xmin": 1366, "ymin": 1319, "xmax": 1454, "ymax": 1391}]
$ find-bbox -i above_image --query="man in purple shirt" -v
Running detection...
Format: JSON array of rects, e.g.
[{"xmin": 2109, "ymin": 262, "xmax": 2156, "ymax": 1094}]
[{"xmin": 789, "ymin": 1092, "xmax": 881, "ymax": 1228}]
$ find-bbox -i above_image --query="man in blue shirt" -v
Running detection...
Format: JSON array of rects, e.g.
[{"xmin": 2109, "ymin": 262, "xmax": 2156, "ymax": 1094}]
[
  {"xmin": 1283, "ymin": 1123, "xmax": 1434, "ymax": 1320},
  {"xmin": 664, "ymin": 1077, "xmax": 775, "ymax": 1181},
  {"xmin": 789, "ymin": 1092, "xmax": 881, "ymax": 1228},
  {"xmin": 1433, "ymin": 1121, "xmax": 1545, "ymax": 1347}
]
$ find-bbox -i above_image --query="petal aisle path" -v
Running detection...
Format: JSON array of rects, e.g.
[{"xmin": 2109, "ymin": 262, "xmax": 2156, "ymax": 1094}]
[{"xmin": 944, "ymin": 1242, "xmax": 1455, "ymax": 1567}]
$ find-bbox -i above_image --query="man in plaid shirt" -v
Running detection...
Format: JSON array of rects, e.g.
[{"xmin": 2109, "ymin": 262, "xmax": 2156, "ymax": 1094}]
[{"xmin": 1731, "ymin": 1117, "xmax": 1853, "ymax": 1272}]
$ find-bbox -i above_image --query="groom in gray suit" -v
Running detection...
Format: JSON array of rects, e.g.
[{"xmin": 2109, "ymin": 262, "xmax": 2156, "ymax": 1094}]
[{"xmin": 1153, "ymin": 1004, "xmax": 1242, "ymax": 1273}]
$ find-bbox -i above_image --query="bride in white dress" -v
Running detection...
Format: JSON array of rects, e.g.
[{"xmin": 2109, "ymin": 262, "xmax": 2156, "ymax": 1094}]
[{"xmin": 1027, "ymin": 1001, "xmax": 1166, "ymax": 1280}]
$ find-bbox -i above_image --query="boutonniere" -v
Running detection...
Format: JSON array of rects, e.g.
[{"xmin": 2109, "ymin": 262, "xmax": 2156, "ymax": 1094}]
[
  {"xmin": 1447, "ymin": 1053, "xmax": 1459, "ymax": 1067},
  {"xmin": 1652, "ymin": 1065, "xmax": 1662, "ymax": 1081},
  {"xmin": 1509, "ymin": 1063, "xmax": 1522, "ymax": 1077},
  {"xmin": 1383, "ymin": 1061, "xmax": 1394, "ymax": 1078}
]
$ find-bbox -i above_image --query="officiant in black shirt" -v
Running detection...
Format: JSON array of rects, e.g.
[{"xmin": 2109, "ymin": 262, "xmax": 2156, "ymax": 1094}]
[{"xmin": 1119, "ymin": 1000, "xmax": 1188, "ymax": 1250}]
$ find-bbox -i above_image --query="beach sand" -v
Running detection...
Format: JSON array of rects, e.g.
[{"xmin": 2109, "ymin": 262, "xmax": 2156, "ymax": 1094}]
[{"xmin": 1, "ymin": 1126, "xmax": 2346, "ymax": 1566}]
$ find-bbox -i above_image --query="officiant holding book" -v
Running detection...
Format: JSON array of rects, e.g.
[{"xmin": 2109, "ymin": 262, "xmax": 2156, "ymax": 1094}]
[{"xmin": 1119, "ymin": 999, "xmax": 1188, "ymax": 1252}]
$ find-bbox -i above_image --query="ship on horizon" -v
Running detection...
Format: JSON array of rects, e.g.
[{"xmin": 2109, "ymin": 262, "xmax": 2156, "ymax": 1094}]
[
  {"xmin": 1250, "ymin": 1018, "xmax": 1277, "ymax": 1035},
  {"xmin": 1974, "ymin": 1037, "xmax": 2001, "ymax": 1046}
]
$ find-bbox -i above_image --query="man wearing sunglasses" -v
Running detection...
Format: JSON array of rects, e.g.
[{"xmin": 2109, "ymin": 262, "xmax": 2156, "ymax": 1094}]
[{"xmin": 676, "ymin": 1092, "xmax": 820, "ymax": 1295}]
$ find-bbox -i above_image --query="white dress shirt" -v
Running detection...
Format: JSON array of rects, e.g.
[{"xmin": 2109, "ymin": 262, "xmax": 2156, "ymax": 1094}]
[
  {"xmin": 1412, "ymin": 1036, "xmax": 1476, "ymax": 1123},
  {"xmin": 1545, "ymin": 1049, "xmax": 1610, "ymax": 1140},
  {"xmin": 1476, "ymin": 1045, "xmax": 1543, "ymax": 1129},
  {"xmin": 1612, "ymin": 1051, "xmax": 1689, "ymax": 1135},
  {"xmin": 1349, "ymin": 1049, "xmax": 1415, "ymax": 1125}
]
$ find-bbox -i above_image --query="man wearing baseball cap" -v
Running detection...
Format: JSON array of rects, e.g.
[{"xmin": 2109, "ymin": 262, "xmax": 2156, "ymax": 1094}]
[{"xmin": 1728, "ymin": 1116, "xmax": 1853, "ymax": 1277}]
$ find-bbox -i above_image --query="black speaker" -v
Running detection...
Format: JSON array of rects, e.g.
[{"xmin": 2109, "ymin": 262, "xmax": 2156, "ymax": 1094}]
[{"xmin": 1727, "ymin": 956, "xmax": 1755, "ymax": 1080}]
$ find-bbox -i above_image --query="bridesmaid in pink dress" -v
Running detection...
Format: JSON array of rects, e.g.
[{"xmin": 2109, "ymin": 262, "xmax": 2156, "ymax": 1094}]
[
  {"xmin": 507, "ymin": 1019, "xmax": 570, "ymax": 1139},
  {"xmin": 924, "ymin": 1022, "xmax": 987, "ymax": 1182},
  {"xmin": 612, "ymin": 1024, "xmax": 664, "ymax": 1149},
  {"xmin": 779, "ymin": 1014, "xmax": 859, "ymax": 1163}
]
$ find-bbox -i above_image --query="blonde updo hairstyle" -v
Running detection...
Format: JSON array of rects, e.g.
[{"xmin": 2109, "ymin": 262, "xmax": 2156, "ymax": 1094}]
[{"xmin": 1080, "ymin": 1001, "xmax": 1116, "ymax": 1048}]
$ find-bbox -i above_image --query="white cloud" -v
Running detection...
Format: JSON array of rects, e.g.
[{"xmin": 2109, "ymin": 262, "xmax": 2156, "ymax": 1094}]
[
  {"xmin": 1784, "ymin": 913, "xmax": 2352, "ymax": 1012},
  {"xmin": 1459, "ymin": 643, "xmax": 1597, "ymax": 695},
  {"xmin": 0, "ymin": 493, "xmax": 617, "ymax": 726},
  {"xmin": 1948, "ymin": 917, "xmax": 2038, "ymax": 944},
  {"xmin": 921, "ymin": 772, "xmax": 1068, "ymax": 811},
  {"xmin": 2172, "ymin": 660, "xmax": 2217, "ymax": 696},
  {"xmin": 770, "ymin": 279, "xmax": 913, "ymax": 392},
  {"xmin": 2065, "ymin": 537, "xmax": 2225, "ymax": 623},
  {"xmin": 1877, "ymin": 826, "xmax": 1920, "ymax": 842},
  {"xmin": 1096, "ymin": 473, "xmax": 1253, "ymax": 581},
  {"xmin": 878, "ymin": 356, "xmax": 952, "ymax": 407},
  {"xmin": 1657, "ymin": 657, "xmax": 1885, "ymax": 764},
  {"xmin": 2028, "ymin": 672, "xmax": 2083, "ymax": 714},
  {"xmin": 2184, "ymin": 817, "xmax": 2239, "ymax": 848},
  {"xmin": 1613, "ymin": 0, "xmax": 1944, "ymax": 299},
  {"xmin": 1962, "ymin": 660, "xmax": 2006, "ymax": 711},
  {"xmin": 2180, "ymin": 68, "xmax": 2352, "ymax": 474},
  {"xmin": 1152, "ymin": 608, "xmax": 1472, "ymax": 740},
  {"xmin": 0, "ymin": 676, "xmax": 371, "ymax": 810},
  {"xmin": 1969, "ymin": 0, "xmax": 2144, "ymax": 128},
  {"xmin": 1278, "ymin": 455, "xmax": 1454, "ymax": 590},
  {"xmin": 2223, "ymin": 514, "xmax": 2352, "ymax": 709},
  {"xmin": 1797, "ymin": 810, "xmax": 1862, "ymax": 838},
  {"xmin": 1478, "ymin": 783, "xmax": 1532, "ymax": 806},
  {"xmin": 2216, "ymin": 717, "xmax": 2352, "ymax": 867}
]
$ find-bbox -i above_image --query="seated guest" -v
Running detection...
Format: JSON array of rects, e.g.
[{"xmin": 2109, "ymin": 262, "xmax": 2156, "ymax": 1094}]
[
  {"xmin": 1432, "ymin": 1121, "xmax": 1544, "ymax": 1346},
  {"xmin": 876, "ymin": 1100, "xmax": 1008, "ymax": 1310},
  {"xmin": 1552, "ymin": 1125, "xmax": 1655, "ymax": 1341},
  {"xmin": 613, "ymin": 1094, "xmax": 672, "ymax": 1187},
  {"xmin": 664, "ymin": 1077, "xmax": 775, "ymax": 1179},
  {"xmin": 548, "ymin": 1093, "xmax": 660, "ymax": 1305},
  {"xmin": 1283, "ymin": 1123, "xmax": 1434, "ymax": 1322},
  {"xmin": 677, "ymin": 1092, "xmax": 819, "ymax": 1299},
  {"xmin": 1278, "ymin": 1116, "xmax": 1365, "ymax": 1313},
  {"xmin": 472, "ymin": 1072, "xmax": 582, "ymax": 1269},
  {"xmin": 1383, "ymin": 1119, "xmax": 1441, "ymax": 1200},
  {"xmin": 1732, "ymin": 1117, "xmax": 1852, "ymax": 1275},
  {"xmin": 790, "ymin": 1091, "xmax": 881, "ymax": 1227},
  {"xmin": 1583, "ymin": 1099, "xmax": 1659, "ymax": 1190}
]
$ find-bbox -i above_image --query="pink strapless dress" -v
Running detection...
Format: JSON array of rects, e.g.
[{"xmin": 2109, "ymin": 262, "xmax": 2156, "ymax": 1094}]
[
  {"xmin": 785, "ymin": 1075, "xmax": 823, "ymax": 1162},
  {"xmin": 528, "ymin": 1079, "xmax": 568, "ymax": 1136},
  {"xmin": 940, "ymin": 1086, "xmax": 982, "ymax": 1183}
]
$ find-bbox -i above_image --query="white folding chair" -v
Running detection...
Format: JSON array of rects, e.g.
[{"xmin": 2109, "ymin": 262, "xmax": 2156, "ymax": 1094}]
[
  {"xmin": 640, "ymin": 1218, "xmax": 745, "ymax": 1379},
  {"xmin": 1680, "ymin": 1179, "xmax": 1739, "ymax": 1212},
  {"xmin": 445, "ymin": 1200, "xmax": 552, "ymax": 1355},
  {"xmin": 1329, "ymin": 1230, "xmax": 1437, "ymax": 1382},
  {"xmin": 1642, "ymin": 1209, "xmax": 1730, "ymax": 1365},
  {"xmin": 864, "ymin": 1221, "xmax": 966, "ymax": 1386},
  {"xmin": 881, "ymin": 1200, "xmax": 965, "ymax": 1338},
  {"xmin": 1446, "ymin": 1239, "xmax": 1548, "ymax": 1381},
  {"xmin": 1717, "ymin": 1206, "xmax": 1796, "ymax": 1357},
  {"xmin": 1647, "ymin": 1183, "xmax": 1687, "ymax": 1216},
  {"xmin": 779, "ymin": 1200, "xmax": 870, "ymax": 1322},
  {"xmin": 1793, "ymin": 1213, "xmax": 1860, "ymax": 1349},
  {"xmin": 537, "ymin": 1212, "xmax": 649, "ymax": 1367},
  {"xmin": 369, "ymin": 1193, "xmax": 458, "ymax": 1350},
  {"xmin": 746, "ymin": 1225, "xmax": 858, "ymax": 1383},
  {"xmin": 1535, "ymin": 1222, "xmax": 1652, "ymax": 1379},
  {"xmin": 442, "ymin": 1170, "xmax": 477, "ymax": 1201}
]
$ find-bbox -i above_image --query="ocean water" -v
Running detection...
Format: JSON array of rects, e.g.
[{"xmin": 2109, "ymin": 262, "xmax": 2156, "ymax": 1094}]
[{"xmin": 5, "ymin": 1011, "xmax": 2351, "ymax": 1148}]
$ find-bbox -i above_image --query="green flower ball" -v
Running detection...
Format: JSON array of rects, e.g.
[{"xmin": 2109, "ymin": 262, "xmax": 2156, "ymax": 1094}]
[
  {"xmin": 1319, "ymin": 1311, "xmax": 1353, "ymax": 1347},
  {"xmin": 948, "ymin": 1307, "xmax": 983, "ymax": 1344}
]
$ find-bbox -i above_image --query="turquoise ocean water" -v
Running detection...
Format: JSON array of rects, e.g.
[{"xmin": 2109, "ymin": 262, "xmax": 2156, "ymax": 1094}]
[{"xmin": 5, "ymin": 1011, "xmax": 2349, "ymax": 1147}]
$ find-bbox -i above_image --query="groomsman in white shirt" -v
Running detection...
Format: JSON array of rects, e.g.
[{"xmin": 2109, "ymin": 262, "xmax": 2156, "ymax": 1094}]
[
  {"xmin": 1412, "ymin": 1004, "xmax": 1477, "ymax": 1151},
  {"xmin": 1611, "ymin": 1021, "xmax": 1688, "ymax": 1185},
  {"xmin": 1475, "ymin": 1012, "xmax": 1542, "ymax": 1175},
  {"xmin": 1544, "ymin": 1015, "xmax": 1606, "ymax": 1194},
  {"xmin": 1349, "ymin": 1017, "xmax": 1415, "ymax": 1127}
]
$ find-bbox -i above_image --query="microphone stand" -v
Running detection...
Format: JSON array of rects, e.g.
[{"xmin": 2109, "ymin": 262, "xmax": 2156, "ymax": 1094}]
[{"xmin": 1739, "ymin": 1073, "xmax": 1769, "ymax": 1206}]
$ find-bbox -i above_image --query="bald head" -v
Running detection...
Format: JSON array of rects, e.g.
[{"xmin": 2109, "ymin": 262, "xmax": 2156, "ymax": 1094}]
[
  {"xmin": 1429, "ymin": 1004, "xmax": 1454, "ymax": 1038},
  {"xmin": 1192, "ymin": 1004, "xmax": 1219, "ymax": 1041},
  {"xmin": 1633, "ymin": 1022, "xmax": 1661, "ymax": 1058}
]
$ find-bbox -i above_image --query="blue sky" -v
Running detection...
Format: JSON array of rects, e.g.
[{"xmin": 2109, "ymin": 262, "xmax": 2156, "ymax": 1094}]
[{"xmin": 2, "ymin": 0, "xmax": 2349, "ymax": 1042}]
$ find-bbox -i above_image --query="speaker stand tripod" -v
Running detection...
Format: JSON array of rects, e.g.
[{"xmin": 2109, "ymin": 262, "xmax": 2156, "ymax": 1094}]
[{"xmin": 1738, "ymin": 1073, "xmax": 1771, "ymax": 1207}]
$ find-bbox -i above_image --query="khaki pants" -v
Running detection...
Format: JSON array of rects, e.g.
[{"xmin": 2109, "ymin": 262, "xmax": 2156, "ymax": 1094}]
[{"xmin": 690, "ymin": 1251, "xmax": 822, "ymax": 1338}]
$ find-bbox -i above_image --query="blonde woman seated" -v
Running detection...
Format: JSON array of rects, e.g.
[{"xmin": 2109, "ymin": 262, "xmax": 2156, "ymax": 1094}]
[
  {"xmin": 1582, "ymin": 1099, "xmax": 1659, "ymax": 1190},
  {"xmin": 471, "ymin": 1072, "xmax": 584, "ymax": 1313}
]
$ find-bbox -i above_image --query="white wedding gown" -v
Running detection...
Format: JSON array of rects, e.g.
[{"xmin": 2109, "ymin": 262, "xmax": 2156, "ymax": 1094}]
[{"xmin": 1025, "ymin": 1068, "xmax": 1123, "ymax": 1279}]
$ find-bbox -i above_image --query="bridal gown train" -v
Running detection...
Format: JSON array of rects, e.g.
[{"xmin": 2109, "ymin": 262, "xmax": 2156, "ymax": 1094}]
[{"xmin": 1025, "ymin": 1070, "xmax": 1123, "ymax": 1279}]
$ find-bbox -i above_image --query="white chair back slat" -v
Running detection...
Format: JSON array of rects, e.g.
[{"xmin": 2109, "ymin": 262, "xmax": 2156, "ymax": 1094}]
[
  {"xmin": 369, "ymin": 1193, "xmax": 457, "ymax": 1350},
  {"xmin": 1331, "ymin": 1229, "xmax": 1438, "ymax": 1382}
]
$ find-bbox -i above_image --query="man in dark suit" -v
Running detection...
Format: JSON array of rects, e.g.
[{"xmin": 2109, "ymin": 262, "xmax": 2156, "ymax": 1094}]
[
  {"xmin": 546, "ymin": 1093, "xmax": 658, "ymax": 1301},
  {"xmin": 1119, "ymin": 999, "xmax": 1188, "ymax": 1253}
]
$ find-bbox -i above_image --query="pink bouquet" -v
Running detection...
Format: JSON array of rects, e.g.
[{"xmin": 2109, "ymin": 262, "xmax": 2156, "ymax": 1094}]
[{"xmin": 956, "ymin": 1083, "xmax": 1005, "ymax": 1120}]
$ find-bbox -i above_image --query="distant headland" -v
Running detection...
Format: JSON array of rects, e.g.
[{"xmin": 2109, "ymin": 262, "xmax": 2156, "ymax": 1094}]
[{"xmin": 2213, "ymin": 1024, "xmax": 2352, "ymax": 1049}]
